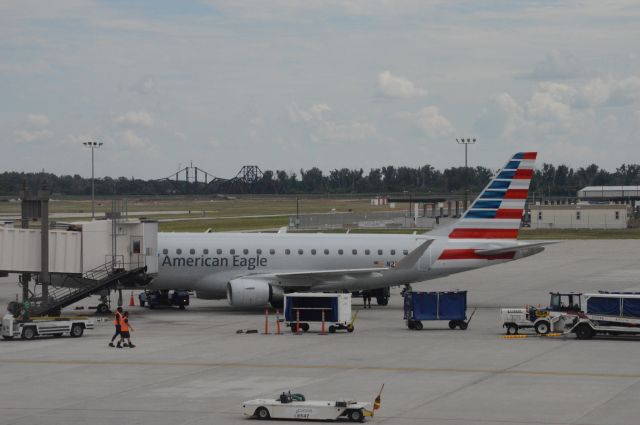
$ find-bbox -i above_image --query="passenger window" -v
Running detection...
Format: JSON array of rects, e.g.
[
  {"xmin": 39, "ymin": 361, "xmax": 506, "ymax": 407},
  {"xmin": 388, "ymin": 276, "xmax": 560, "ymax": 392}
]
[
  {"xmin": 377, "ymin": 249, "xmax": 383, "ymax": 255},
  {"xmin": 176, "ymin": 249, "xmax": 182, "ymax": 255},
  {"xmin": 298, "ymin": 249, "xmax": 304, "ymax": 255},
  {"xmin": 190, "ymin": 248, "xmax": 195, "ymax": 255},
  {"xmin": 243, "ymin": 249, "xmax": 249, "ymax": 255},
  {"xmin": 285, "ymin": 249, "xmax": 291, "ymax": 255},
  {"xmin": 162, "ymin": 248, "xmax": 168, "ymax": 255},
  {"xmin": 311, "ymin": 249, "xmax": 316, "ymax": 255},
  {"xmin": 403, "ymin": 249, "xmax": 409, "ymax": 255},
  {"xmin": 230, "ymin": 249, "xmax": 235, "ymax": 255},
  {"xmin": 203, "ymin": 249, "xmax": 209, "ymax": 255},
  {"xmin": 352, "ymin": 249, "xmax": 357, "ymax": 255},
  {"xmin": 338, "ymin": 249, "xmax": 344, "ymax": 255},
  {"xmin": 257, "ymin": 249, "xmax": 262, "ymax": 255},
  {"xmin": 269, "ymin": 249, "xmax": 275, "ymax": 255},
  {"xmin": 216, "ymin": 248, "xmax": 222, "ymax": 255},
  {"xmin": 390, "ymin": 249, "xmax": 396, "ymax": 255},
  {"xmin": 324, "ymin": 249, "xmax": 329, "ymax": 255},
  {"xmin": 365, "ymin": 249, "xmax": 370, "ymax": 255}
]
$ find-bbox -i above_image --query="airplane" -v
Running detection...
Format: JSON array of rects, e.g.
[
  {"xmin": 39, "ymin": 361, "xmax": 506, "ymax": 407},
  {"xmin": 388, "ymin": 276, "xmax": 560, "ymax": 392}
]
[{"xmin": 147, "ymin": 151, "xmax": 548, "ymax": 308}]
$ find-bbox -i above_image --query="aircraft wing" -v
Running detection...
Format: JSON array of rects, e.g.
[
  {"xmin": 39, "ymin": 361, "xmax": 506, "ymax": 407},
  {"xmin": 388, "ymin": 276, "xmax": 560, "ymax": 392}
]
[
  {"xmin": 246, "ymin": 240, "xmax": 433, "ymax": 287},
  {"xmin": 475, "ymin": 241, "xmax": 559, "ymax": 256}
]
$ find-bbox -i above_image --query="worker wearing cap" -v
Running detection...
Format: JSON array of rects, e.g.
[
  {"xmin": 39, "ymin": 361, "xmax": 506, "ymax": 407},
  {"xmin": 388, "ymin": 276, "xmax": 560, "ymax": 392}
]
[{"xmin": 108, "ymin": 307, "xmax": 123, "ymax": 347}]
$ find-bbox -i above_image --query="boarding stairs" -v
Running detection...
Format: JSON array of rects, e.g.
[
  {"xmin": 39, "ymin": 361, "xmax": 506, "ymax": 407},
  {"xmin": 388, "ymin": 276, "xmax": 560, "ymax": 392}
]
[{"xmin": 27, "ymin": 260, "xmax": 151, "ymax": 317}]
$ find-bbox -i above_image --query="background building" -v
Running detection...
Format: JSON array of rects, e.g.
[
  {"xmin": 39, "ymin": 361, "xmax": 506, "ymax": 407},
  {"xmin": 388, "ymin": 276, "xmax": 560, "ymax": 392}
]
[{"xmin": 530, "ymin": 204, "xmax": 630, "ymax": 229}]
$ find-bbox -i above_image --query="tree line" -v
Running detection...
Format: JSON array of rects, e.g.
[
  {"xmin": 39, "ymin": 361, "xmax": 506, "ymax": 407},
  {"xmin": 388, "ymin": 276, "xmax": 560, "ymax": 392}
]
[{"xmin": 1, "ymin": 163, "xmax": 639, "ymax": 197}]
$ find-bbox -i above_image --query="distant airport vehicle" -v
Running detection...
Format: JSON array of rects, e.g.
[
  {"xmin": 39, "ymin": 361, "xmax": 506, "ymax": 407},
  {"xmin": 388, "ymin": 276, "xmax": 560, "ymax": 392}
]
[
  {"xmin": 2, "ymin": 314, "xmax": 93, "ymax": 340},
  {"xmin": 501, "ymin": 292, "xmax": 582, "ymax": 335},
  {"xmin": 147, "ymin": 152, "xmax": 548, "ymax": 309},
  {"xmin": 242, "ymin": 391, "xmax": 371, "ymax": 422},
  {"xmin": 140, "ymin": 289, "xmax": 190, "ymax": 310},
  {"xmin": 567, "ymin": 292, "xmax": 640, "ymax": 339}
]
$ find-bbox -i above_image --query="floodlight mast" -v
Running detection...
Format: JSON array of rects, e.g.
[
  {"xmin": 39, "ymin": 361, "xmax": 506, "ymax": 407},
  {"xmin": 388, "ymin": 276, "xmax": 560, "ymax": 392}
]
[
  {"xmin": 456, "ymin": 138, "xmax": 476, "ymax": 211},
  {"xmin": 83, "ymin": 141, "xmax": 103, "ymax": 219}
]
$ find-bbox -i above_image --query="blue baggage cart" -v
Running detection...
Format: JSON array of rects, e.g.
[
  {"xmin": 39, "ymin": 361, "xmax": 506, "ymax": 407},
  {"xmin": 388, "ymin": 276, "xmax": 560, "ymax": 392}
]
[{"xmin": 403, "ymin": 290, "xmax": 469, "ymax": 330}]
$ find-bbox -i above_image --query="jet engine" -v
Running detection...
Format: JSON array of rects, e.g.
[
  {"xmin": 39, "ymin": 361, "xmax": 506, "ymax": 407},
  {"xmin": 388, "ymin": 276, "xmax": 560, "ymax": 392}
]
[{"xmin": 226, "ymin": 278, "xmax": 284, "ymax": 307}]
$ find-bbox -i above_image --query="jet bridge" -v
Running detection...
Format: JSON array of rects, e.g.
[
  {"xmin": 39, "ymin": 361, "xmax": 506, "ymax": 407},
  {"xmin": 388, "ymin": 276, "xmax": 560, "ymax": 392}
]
[{"xmin": 0, "ymin": 219, "xmax": 158, "ymax": 316}]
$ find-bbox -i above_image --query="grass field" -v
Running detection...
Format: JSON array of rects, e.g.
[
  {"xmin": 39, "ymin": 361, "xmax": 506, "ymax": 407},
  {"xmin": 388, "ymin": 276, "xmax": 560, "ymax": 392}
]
[{"xmin": 2, "ymin": 195, "xmax": 639, "ymax": 239}]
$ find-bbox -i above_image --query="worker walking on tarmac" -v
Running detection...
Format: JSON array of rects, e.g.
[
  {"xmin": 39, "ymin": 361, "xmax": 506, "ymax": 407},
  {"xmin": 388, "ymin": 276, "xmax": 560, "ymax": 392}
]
[
  {"xmin": 108, "ymin": 307, "xmax": 123, "ymax": 347},
  {"xmin": 117, "ymin": 311, "xmax": 135, "ymax": 348},
  {"xmin": 363, "ymin": 292, "xmax": 372, "ymax": 309}
]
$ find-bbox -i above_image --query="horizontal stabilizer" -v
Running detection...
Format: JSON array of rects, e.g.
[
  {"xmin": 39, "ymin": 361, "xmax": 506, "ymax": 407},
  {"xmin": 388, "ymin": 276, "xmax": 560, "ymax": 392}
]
[{"xmin": 475, "ymin": 241, "xmax": 559, "ymax": 256}]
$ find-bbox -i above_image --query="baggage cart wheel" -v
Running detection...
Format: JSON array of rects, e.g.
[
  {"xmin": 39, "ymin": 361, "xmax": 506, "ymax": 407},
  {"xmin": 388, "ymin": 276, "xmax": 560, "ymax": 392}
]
[
  {"xmin": 407, "ymin": 320, "xmax": 415, "ymax": 330},
  {"xmin": 255, "ymin": 407, "xmax": 270, "ymax": 420},
  {"xmin": 179, "ymin": 305, "xmax": 186, "ymax": 310},
  {"xmin": 574, "ymin": 324, "xmax": 594, "ymax": 340},
  {"xmin": 459, "ymin": 321, "xmax": 468, "ymax": 330},
  {"xmin": 22, "ymin": 327, "xmax": 36, "ymax": 340},
  {"xmin": 414, "ymin": 321, "xmax": 423, "ymax": 331},
  {"xmin": 70, "ymin": 324, "xmax": 84, "ymax": 338},
  {"xmin": 97, "ymin": 303, "xmax": 109, "ymax": 314},
  {"xmin": 535, "ymin": 321, "xmax": 551, "ymax": 335},
  {"xmin": 329, "ymin": 325, "xmax": 336, "ymax": 333},
  {"xmin": 506, "ymin": 324, "xmax": 518, "ymax": 335},
  {"xmin": 448, "ymin": 321, "xmax": 456, "ymax": 330},
  {"xmin": 348, "ymin": 409, "xmax": 364, "ymax": 422},
  {"xmin": 301, "ymin": 323, "xmax": 310, "ymax": 332},
  {"xmin": 347, "ymin": 324, "xmax": 354, "ymax": 333}
]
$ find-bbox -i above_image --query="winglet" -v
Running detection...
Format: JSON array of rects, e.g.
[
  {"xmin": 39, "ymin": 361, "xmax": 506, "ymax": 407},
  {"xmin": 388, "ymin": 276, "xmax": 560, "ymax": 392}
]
[{"xmin": 395, "ymin": 240, "xmax": 433, "ymax": 270}]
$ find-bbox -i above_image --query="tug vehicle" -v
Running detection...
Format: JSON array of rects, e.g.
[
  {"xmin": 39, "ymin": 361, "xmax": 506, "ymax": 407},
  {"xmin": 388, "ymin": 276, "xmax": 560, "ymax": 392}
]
[
  {"xmin": 242, "ymin": 391, "xmax": 371, "ymax": 422},
  {"xmin": 500, "ymin": 292, "xmax": 581, "ymax": 335},
  {"xmin": 2, "ymin": 313, "xmax": 94, "ymax": 340}
]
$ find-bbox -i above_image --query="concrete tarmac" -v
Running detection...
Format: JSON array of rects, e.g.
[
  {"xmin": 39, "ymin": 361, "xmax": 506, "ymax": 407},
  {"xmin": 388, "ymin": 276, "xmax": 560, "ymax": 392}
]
[{"xmin": 1, "ymin": 240, "xmax": 640, "ymax": 425}]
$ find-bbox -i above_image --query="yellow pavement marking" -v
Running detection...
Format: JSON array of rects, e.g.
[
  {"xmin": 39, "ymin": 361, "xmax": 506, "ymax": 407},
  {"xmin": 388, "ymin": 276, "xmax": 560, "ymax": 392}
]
[{"xmin": 0, "ymin": 358, "xmax": 639, "ymax": 379}]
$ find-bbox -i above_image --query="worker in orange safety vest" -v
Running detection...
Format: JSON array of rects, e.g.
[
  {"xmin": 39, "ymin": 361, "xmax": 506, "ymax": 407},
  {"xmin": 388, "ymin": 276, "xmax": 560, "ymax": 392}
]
[
  {"xmin": 108, "ymin": 307, "xmax": 124, "ymax": 347},
  {"xmin": 117, "ymin": 311, "xmax": 135, "ymax": 348}
]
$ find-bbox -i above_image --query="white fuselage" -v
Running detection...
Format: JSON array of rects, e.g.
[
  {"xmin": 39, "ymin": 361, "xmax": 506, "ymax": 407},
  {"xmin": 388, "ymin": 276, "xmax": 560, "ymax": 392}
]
[{"xmin": 149, "ymin": 232, "xmax": 523, "ymax": 299}]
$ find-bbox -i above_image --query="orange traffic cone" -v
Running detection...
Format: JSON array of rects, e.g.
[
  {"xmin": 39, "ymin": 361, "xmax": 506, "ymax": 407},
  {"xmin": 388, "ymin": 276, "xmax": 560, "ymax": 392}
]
[{"xmin": 129, "ymin": 291, "xmax": 135, "ymax": 307}]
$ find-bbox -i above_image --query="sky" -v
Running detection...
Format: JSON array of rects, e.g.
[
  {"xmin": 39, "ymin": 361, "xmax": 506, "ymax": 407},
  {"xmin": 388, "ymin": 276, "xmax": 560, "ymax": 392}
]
[{"xmin": 1, "ymin": 0, "xmax": 639, "ymax": 179}]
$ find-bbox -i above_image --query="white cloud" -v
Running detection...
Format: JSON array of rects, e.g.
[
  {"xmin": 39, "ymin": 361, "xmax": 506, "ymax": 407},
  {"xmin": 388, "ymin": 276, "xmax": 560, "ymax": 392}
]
[
  {"xmin": 120, "ymin": 129, "xmax": 151, "ymax": 149},
  {"xmin": 114, "ymin": 110, "xmax": 154, "ymax": 127},
  {"xmin": 289, "ymin": 103, "xmax": 377, "ymax": 143},
  {"xmin": 14, "ymin": 129, "xmax": 53, "ymax": 143},
  {"xmin": 525, "ymin": 50, "xmax": 583, "ymax": 80},
  {"xmin": 400, "ymin": 106, "xmax": 454, "ymax": 139},
  {"xmin": 27, "ymin": 114, "xmax": 50, "ymax": 127},
  {"xmin": 378, "ymin": 71, "xmax": 427, "ymax": 99}
]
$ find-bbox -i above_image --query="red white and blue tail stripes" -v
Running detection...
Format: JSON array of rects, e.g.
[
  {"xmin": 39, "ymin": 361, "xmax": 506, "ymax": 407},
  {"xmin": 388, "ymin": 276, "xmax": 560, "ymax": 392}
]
[{"xmin": 448, "ymin": 152, "xmax": 537, "ymax": 240}]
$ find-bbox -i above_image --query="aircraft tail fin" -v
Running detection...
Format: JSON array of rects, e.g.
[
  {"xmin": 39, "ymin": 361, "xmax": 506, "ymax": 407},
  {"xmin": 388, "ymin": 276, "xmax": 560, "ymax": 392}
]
[{"xmin": 428, "ymin": 152, "xmax": 537, "ymax": 240}]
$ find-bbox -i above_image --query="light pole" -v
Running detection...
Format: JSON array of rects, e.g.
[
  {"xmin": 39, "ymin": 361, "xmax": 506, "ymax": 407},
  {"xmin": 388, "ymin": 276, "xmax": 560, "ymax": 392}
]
[
  {"xmin": 456, "ymin": 138, "xmax": 476, "ymax": 211},
  {"xmin": 83, "ymin": 141, "xmax": 103, "ymax": 219}
]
